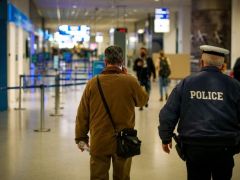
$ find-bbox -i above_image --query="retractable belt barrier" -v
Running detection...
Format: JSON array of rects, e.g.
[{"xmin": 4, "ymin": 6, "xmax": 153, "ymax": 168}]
[
  {"xmin": 14, "ymin": 74, "xmax": 89, "ymax": 111},
  {"xmin": 0, "ymin": 76, "xmax": 88, "ymax": 133},
  {"xmin": 15, "ymin": 74, "xmax": 56, "ymax": 111}
]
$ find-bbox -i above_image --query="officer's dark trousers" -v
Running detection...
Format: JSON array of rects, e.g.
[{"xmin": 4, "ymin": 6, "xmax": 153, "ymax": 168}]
[{"xmin": 184, "ymin": 145, "xmax": 234, "ymax": 180}]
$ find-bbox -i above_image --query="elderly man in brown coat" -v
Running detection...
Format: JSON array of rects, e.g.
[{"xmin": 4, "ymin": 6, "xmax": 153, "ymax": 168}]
[{"xmin": 75, "ymin": 45, "xmax": 149, "ymax": 180}]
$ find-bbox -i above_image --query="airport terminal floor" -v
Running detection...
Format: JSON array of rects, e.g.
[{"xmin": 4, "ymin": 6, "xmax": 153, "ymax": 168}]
[{"xmin": 0, "ymin": 77, "xmax": 240, "ymax": 180}]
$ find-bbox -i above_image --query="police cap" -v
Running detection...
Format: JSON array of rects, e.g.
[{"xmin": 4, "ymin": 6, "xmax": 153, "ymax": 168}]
[{"xmin": 200, "ymin": 45, "xmax": 229, "ymax": 57}]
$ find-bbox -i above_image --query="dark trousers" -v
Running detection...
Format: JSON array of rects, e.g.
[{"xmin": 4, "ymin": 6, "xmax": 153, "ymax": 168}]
[
  {"xmin": 184, "ymin": 145, "xmax": 234, "ymax": 180},
  {"xmin": 140, "ymin": 79, "xmax": 151, "ymax": 95}
]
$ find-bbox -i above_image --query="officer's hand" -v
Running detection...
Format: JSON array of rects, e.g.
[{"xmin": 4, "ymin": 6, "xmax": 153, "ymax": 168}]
[{"xmin": 162, "ymin": 142, "xmax": 172, "ymax": 154}]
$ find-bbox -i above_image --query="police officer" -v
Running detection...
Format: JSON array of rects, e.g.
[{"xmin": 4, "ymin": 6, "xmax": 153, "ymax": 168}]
[{"xmin": 158, "ymin": 45, "xmax": 240, "ymax": 180}]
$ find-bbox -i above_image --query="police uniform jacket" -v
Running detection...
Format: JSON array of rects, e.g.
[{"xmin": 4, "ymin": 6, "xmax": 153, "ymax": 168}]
[
  {"xmin": 75, "ymin": 66, "xmax": 149, "ymax": 155},
  {"xmin": 159, "ymin": 66, "xmax": 240, "ymax": 146}
]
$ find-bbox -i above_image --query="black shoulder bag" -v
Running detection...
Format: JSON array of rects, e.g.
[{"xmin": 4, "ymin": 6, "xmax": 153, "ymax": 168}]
[{"xmin": 97, "ymin": 75, "xmax": 141, "ymax": 158}]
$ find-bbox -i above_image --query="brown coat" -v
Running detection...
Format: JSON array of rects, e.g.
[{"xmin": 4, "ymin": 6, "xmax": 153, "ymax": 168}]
[{"xmin": 75, "ymin": 66, "xmax": 149, "ymax": 155}]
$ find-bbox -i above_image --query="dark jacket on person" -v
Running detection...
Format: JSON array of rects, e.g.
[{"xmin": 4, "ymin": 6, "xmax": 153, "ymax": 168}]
[
  {"xmin": 133, "ymin": 57, "xmax": 156, "ymax": 83},
  {"xmin": 233, "ymin": 58, "xmax": 240, "ymax": 81},
  {"xmin": 75, "ymin": 66, "xmax": 149, "ymax": 155},
  {"xmin": 159, "ymin": 66, "xmax": 240, "ymax": 146}
]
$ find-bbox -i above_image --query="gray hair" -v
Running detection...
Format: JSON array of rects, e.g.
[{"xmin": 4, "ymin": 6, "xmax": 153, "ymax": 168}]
[
  {"xmin": 104, "ymin": 45, "xmax": 124, "ymax": 65},
  {"xmin": 202, "ymin": 53, "xmax": 224, "ymax": 67}
]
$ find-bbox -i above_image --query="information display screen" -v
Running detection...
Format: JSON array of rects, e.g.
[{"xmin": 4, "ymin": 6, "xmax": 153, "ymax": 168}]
[
  {"xmin": 55, "ymin": 25, "xmax": 90, "ymax": 48},
  {"xmin": 154, "ymin": 8, "xmax": 170, "ymax": 33}
]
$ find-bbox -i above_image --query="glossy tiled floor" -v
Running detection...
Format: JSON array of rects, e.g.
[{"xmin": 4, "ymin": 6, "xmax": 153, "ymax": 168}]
[{"xmin": 1, "ymin": 79, "xmax": 240, "ymax": 180}]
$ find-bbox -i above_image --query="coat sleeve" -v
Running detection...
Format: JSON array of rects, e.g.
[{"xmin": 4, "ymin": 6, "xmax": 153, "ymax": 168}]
[
  {"xmin": 132, "ymin": 78, "xmax": 149, "ymax": 107},
  {"xmin": 133, "ymin": 58, "xmax": 138, "ymax": 71},
  {"xmin": 75, "ymin": 83, "xmax": 91, "ymax": 144},
  {"xmin": 158, "ymin": 80, "xmax": 183, "ymax": 144},
  {"xmin": 149, "ymin": 57, "xmax": 156, "ymax": 79}
]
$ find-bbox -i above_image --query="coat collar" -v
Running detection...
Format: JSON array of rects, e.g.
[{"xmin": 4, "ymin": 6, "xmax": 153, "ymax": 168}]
[
  {"xmin": 101, "ymin": 66, "xmax": 125, "ymax": 74},
  {"xmin": 201, "ymin": 66, "xmax": 221, "ymax": 73}
]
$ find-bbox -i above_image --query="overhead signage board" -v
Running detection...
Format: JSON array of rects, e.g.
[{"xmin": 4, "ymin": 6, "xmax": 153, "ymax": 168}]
[
  {"xmin": 58, "ymin": 25, "xmax": 90, "ymax": 42},
  {"xmin": 154, "ymin": 8, "xmax": 170, "ymax": 33}
]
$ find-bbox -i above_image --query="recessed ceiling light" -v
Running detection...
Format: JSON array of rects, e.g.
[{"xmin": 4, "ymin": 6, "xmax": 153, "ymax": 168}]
[
  {"xmin": 154, "ymin": 0, "xmax": 159, "ymax": 2},
  {"xmin": 72, "ymin": 5, "xmax": 77, "ymax": 8}
]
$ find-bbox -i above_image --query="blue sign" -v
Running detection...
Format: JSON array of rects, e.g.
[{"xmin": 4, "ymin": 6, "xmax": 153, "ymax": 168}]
[
  {"xmin": 155, "ymin": 8, "xmax": 169, "ymax": 20},
  {"xmin": 8, "ymin": 3, "xmax": 33, "ymax": 32},
  {"xmin": 154, "ymin": 8, "xmax": 170, "ymax": 33},
  {"xmin": 93, "ymin": 61, "xmax": 105, "ymax": 76}
]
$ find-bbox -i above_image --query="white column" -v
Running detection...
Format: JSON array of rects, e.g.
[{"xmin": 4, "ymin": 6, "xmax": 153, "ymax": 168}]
[
  {"xmin": 164, "ymin": 11, "xmax": 177, "ymax": 54},
  {"xmin": 231, "ymin": 0, "xmax": 240, "ymax": 68},
  {"xmin": 177, "ymin": 3, "xmax": 191, "ymax": 54},
  {"xmin": 17, "ymin": 27, "xmax": 24, "ymax": 76},
  {"xmin": 7, "ymin": 23, "xmax": 17, "ymax": 105}
]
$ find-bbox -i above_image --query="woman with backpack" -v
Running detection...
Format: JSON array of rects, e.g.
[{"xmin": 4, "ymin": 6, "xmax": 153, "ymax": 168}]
[{"xmin": 158, "ymin": 50, "xmax": 171, "ymax": 101}]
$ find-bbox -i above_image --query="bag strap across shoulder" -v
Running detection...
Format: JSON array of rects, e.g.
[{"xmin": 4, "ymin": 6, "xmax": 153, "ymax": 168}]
[{"xmin": 97, "ymin": 75, "xmax": 117, "ymax": 133}]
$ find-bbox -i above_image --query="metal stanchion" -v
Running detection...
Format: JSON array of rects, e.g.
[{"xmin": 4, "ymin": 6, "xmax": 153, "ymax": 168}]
[
  {"xmin": 15, "ymin": 75, "xmax": 26, "ymax": 110},
  {"xmin": 34, "ymin": 84, "xmax": 50, "ymax": 132},
  {"xmin": 50, "ymin": 75, "xmax": 63, "ymax": 116},
  {"xmin": 74, "ymin": 72, "xmax": 77, "ymax": 86}
]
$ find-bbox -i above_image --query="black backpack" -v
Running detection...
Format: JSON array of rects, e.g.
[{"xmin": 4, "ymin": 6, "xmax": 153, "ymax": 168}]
[{"xmin": 159, "ymin": 57, "xmax": 171, "ymax": 78}]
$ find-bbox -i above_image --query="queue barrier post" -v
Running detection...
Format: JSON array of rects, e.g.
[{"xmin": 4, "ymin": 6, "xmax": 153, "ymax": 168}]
[
  {"xmin": 50, "ymin": 75, "xmax": 63, "ymax": 116},
  {"xmin": 14, "ymin": 75, "xmax": 26, "ymax": 110},
  {"xmin": 34, "ymin": 84, "xmax": 51, "ymax": 132}
]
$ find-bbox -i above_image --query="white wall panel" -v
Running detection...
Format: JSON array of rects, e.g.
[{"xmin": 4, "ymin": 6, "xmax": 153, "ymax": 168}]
[
  {"xmin": 177, "ymin": 3, "xmax": 191, "ymax": 54},
  {"xmin": 17, "ymin": 27, "xmax": 24, "ymax": 77},
  {"xmin": 164, "ymin": 11, "xmax": 177, "ymax": 54},
  {"xmin": 231, "ymin": 0, "xmax": 240, "ymax": 68},
  {"xmin": 7, "ymin": 23, "xmax": 17, "ymax": 105}
]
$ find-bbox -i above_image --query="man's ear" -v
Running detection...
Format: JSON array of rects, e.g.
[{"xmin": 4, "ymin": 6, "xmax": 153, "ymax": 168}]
[
  {"xmin": 219, "ymin": 64, "xmax": 225, "ymax": 72},
  {"xmin": 104, "ymin": 59, "xmax": 108, "ymax": 66},
  {"xmin": 199, "ymin": 59, "xmax": 204, "ymax": 68}
]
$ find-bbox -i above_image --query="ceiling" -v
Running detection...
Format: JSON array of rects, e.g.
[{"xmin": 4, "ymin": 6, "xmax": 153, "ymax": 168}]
[{"xmin": 33, "ymin": 0, "xmax": 191, "ymax": 33}]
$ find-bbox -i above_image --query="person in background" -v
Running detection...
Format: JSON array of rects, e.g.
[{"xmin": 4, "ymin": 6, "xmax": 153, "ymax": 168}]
[
  {"xmin": 157, "ymin": 50, "xmax": 171, "ymax": 101},
  {"xmin": 75, "ymin": 45, "xmax": 148, "ymax": 180},
  {"xmin": 133, "ymin": 47, "xmax": 156, "ymax": 110},
  {"xmin": 158, "ymin": 45, "xmax": 240, "ymax": 180},
  {"xmin": 233, "ymin": 57, "xmax": 240, "ymax": 81}
]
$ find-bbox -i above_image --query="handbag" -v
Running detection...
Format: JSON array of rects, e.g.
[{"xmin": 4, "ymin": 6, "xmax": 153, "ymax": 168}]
[{"xmin": 97, "ymin": 75, "xmax": 141, "ymax": 158}]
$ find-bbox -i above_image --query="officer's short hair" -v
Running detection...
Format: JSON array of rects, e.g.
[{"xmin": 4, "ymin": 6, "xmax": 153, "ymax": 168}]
[
  {"xmin": 202, "ymin": 53, "xmax": 224, "ymax": 67},
  {"xmin": 105, "ymin": 45, "xmax": 124, "ymax": 65}
]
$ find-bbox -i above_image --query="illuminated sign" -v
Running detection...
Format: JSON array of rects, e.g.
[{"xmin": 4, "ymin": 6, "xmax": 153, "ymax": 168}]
[
  {"xmin": 54, "ymin": 25, "xmax": 91, "ymax": 48},
  {"xmin": 116, "ymin": 28, "xmax": 128, "ymax": 33},
  {"xmin": 154, "ymin": 8, "xmax": 170, "ymax": 33},
  {"xmin": 58, "ymin": 25, "xmax": 90, "ymax": 42}
]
